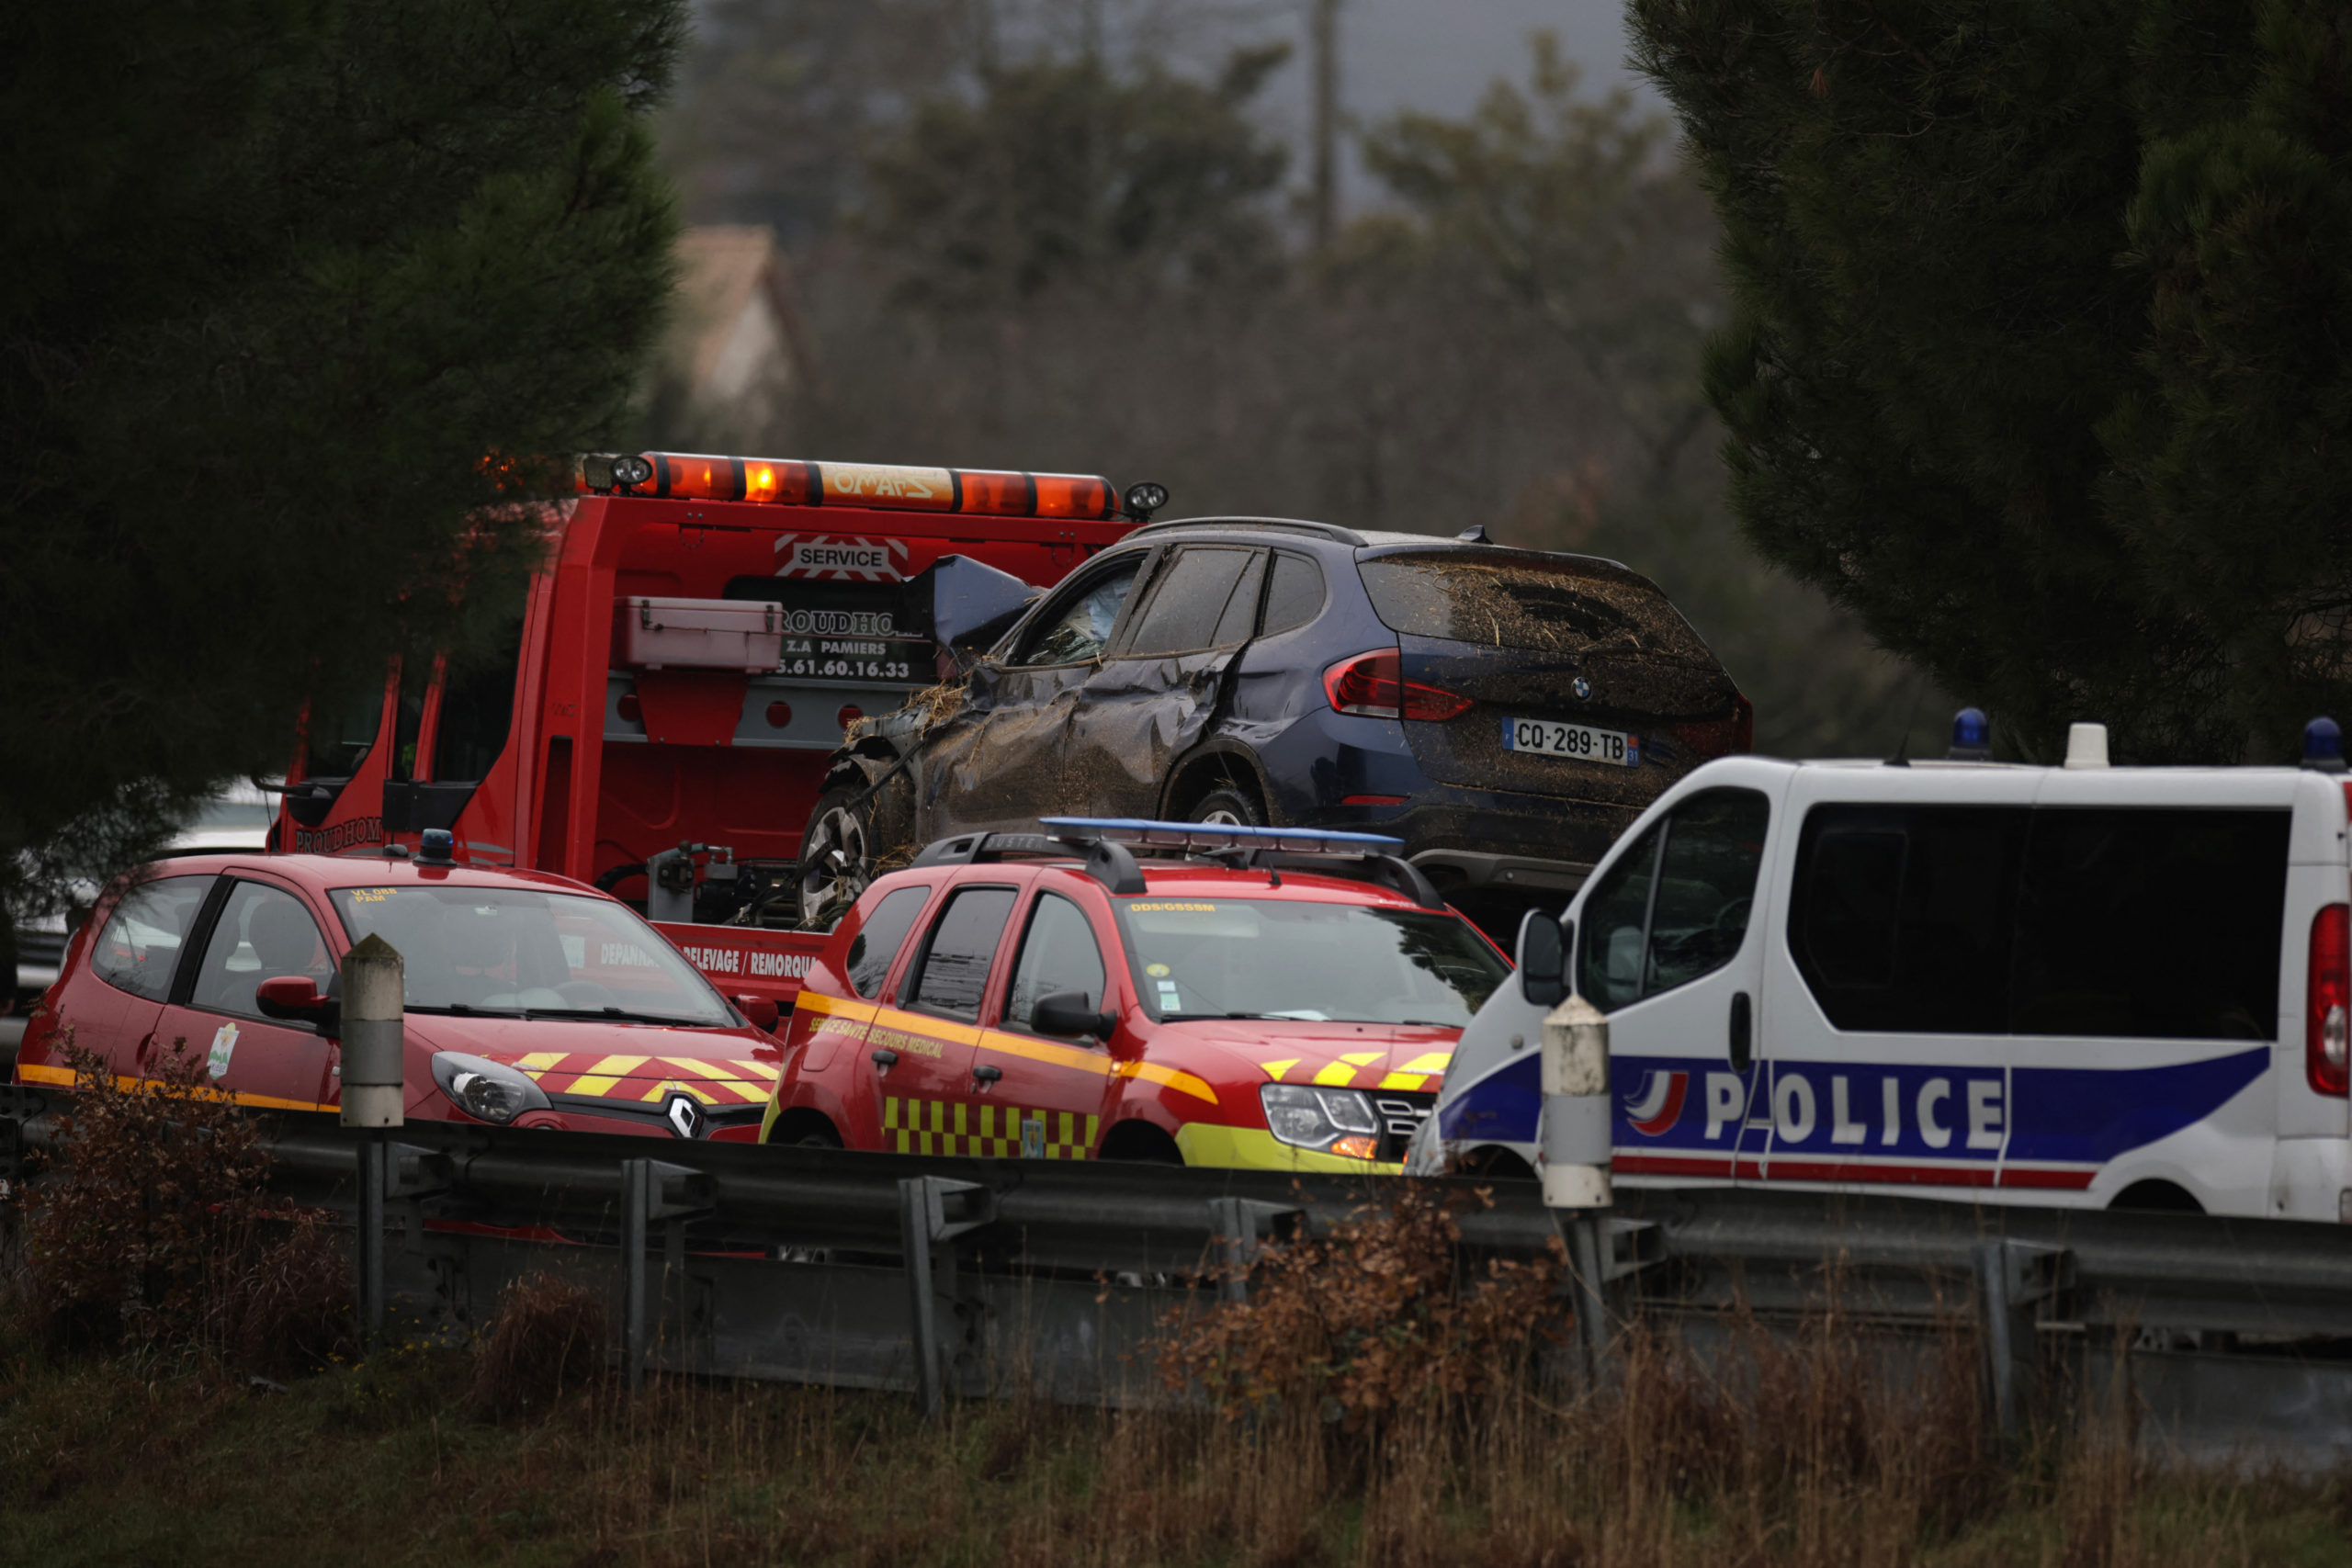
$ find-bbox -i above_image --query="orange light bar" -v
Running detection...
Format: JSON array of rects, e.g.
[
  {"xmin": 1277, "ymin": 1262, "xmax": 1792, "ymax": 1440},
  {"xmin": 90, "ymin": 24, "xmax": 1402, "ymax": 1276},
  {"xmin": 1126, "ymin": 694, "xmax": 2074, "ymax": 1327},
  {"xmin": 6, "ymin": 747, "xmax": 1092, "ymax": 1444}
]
[{"xmin": 579, "ymin": 453, "xmax": 1121, "ymax": 520}]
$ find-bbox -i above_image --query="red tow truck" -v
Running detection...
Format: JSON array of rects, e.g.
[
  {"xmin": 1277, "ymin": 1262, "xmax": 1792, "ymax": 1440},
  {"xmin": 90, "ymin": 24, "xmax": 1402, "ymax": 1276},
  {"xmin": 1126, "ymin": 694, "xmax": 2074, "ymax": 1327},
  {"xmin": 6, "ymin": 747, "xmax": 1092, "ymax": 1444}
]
[{"xmin": 276, "ymin": 452, "xmax": 1141, "ymax": 1019}]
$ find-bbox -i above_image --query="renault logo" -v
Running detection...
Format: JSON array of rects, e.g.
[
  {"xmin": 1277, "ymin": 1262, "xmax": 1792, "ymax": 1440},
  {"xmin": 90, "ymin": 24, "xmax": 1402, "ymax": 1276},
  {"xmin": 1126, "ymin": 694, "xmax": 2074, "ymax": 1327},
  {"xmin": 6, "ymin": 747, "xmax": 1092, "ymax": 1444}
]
[{"xmin": 665, "ymin": 1092, "xmax": 707, "ymax": 1139}]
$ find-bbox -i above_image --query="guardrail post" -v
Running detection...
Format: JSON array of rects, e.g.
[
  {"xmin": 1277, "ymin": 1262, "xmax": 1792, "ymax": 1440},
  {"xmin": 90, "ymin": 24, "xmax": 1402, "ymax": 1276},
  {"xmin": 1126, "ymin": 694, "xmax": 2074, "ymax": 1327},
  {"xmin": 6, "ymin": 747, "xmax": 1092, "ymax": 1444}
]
[
  {"xmin": 1207, "ymin": 1197, "xmax": 1300, "ymax": 1303},
  {"xmin": 1976, "ymin": 1239, "xmax": 2072, "ymax": 1439},
  {"xmin": 622, "ymin": 1157, "xmax": 714, "ymax": 1393},
  {"xmin": 341, "ymin": 935, "xmax": 403, "ymax": 1348},
  {"xmin": 898, "ymin": 1176, "xmax": 993, "ymax": 1417},
  {"xmin": 1540, "ymin": 996, "xmax": 1613, "ymax": 1383}
]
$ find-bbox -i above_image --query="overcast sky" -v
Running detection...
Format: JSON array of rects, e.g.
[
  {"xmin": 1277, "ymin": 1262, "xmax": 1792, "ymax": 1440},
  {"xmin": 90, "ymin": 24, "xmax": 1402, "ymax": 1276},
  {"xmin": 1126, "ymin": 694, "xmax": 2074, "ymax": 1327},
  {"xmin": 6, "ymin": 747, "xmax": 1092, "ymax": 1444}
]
[{"xmin": 1245, "ymin": 0, "xmax": 1658, "ymax": 213}]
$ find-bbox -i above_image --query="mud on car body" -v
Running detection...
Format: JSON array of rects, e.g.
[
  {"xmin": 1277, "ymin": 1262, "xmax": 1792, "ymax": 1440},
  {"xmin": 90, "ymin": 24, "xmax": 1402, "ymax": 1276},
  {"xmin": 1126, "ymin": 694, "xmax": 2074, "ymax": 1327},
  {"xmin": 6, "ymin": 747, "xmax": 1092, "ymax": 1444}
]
[
  {"xmin": 800, "ymin": 517, "xmax": 1750, "ymax": 936},
  {"xmin": 15, "ymin": 841, "xmax": 786, "ymax": 1140},
  {"xmin": 762, "ymin": 818, "xmax": 1510, "ymax": 1171}
]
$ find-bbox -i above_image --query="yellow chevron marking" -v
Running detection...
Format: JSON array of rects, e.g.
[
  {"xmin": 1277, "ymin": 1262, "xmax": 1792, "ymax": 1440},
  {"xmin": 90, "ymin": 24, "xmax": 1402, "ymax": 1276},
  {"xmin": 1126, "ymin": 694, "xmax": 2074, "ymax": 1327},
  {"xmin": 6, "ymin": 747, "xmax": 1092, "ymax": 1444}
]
[
  {"xmin": 1260, "ymin": 1058, "xmax": 1300, "ymax": 1082},
  {"xmin": 515, "ymin": 1052, "xmax": 567, "ymax": 1071},
  {"xmin": 586, "ymin": 1054, "xmax": 650, "ymax": 1079},
  {"xmin": 1375, "ymin": 1073, "xmax": 1430, "ymax": 1091},
  {"xmin": 569, "ymin": 1075, "xmax": 621, "ymax": 1096},
  {"xmin": 1313, "ymin": 1051, "xmax": 1385, "ymax": 1088},
  {"xmin": 1399, "ymin": 1051, "xmax": 1453, "ymax": 1075}
]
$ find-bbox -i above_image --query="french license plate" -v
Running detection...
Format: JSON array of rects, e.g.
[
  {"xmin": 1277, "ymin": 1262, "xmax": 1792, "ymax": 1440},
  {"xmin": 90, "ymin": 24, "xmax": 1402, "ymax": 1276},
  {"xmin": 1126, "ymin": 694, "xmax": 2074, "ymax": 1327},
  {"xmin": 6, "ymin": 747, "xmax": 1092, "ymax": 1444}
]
[{"xmin": 1500, "ymin": 717, "xmax": 1640, "ymax": 767}]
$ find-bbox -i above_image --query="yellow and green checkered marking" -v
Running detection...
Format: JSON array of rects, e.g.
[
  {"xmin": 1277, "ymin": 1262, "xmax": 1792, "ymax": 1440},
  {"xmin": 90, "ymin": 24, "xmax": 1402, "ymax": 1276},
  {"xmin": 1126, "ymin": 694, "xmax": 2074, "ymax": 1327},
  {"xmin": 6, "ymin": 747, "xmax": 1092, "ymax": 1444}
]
[{"xmin": 880, "ymin": 1095, "xmax": 1100, "ymax": 1159}]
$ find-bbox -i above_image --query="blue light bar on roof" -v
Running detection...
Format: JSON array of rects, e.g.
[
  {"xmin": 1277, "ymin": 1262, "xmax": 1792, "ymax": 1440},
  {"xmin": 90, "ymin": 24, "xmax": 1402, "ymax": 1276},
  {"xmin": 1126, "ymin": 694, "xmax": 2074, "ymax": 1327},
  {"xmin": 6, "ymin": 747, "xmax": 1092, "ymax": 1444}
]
[{"xmin": 1039, "ymin": 817, "xmax": 1406, "ymax": 855}]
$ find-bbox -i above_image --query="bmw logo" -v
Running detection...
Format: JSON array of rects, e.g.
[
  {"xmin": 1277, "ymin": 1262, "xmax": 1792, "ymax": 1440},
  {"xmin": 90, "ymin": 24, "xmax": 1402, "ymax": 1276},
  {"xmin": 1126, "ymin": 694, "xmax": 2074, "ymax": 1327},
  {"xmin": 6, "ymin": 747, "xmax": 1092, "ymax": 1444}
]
[{"xmin": 1572, "ymin": 676, "xmax": 1591, "ymax": 700}]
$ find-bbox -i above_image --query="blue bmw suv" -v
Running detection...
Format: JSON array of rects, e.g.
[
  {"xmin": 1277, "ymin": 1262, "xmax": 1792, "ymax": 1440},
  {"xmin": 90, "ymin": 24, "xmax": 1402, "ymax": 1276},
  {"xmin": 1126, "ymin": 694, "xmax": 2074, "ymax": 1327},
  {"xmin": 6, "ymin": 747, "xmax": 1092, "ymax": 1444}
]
[{"xmin": 799, "ymin": 516, "xmax": 1749, "ymax": 931}]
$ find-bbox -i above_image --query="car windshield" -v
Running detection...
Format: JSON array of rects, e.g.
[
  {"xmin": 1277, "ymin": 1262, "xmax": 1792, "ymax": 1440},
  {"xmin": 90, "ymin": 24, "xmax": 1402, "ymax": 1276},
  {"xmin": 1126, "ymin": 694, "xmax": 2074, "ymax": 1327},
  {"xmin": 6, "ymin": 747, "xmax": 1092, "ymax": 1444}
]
[
  {"xmin": 328, "ymin": 885, "xmax": 732, "ymax": 1026},
  {"xmin": 1358, "ymin": 553, "xmax": 1717, "ymax": 665},
  {"xmin": 1113, "ymin": 896, "xmax": 1507, "ymax": 1026}
]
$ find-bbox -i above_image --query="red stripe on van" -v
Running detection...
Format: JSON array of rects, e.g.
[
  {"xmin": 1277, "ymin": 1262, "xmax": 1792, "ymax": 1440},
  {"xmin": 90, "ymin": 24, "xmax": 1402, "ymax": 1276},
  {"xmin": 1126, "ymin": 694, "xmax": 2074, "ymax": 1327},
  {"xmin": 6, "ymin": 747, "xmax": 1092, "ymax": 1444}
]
[
  {"xmin": 1615, "ymin": 1153, "xmax": 1736, "ymax": 1179},
  {"xmin": 1996, "ymin": 1168, "xmax": 2098, "ymax": 1190}
]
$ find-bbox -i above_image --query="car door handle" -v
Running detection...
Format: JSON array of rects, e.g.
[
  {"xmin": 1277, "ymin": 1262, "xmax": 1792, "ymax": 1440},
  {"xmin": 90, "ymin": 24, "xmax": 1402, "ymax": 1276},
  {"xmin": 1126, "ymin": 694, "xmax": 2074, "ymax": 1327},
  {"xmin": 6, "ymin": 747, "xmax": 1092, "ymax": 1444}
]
[
  {"xmin": 1728, "ymin": 991, "xmax": 1753, "ymax": 1075},
  {"xmin": 870, "ymin": 1048, "xmax": 898, "ymax": 1068},
  {"xmin": 972, "ymin": 1064, "xmax": 1002, "ymax": 1084}
]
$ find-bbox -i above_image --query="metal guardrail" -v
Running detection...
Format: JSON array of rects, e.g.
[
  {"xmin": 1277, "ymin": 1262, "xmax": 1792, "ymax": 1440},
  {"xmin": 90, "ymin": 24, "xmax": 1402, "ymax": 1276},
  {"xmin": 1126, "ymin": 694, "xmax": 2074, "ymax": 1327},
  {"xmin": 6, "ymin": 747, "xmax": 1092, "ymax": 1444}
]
[{"xmin": 6, "ymin": 1083, "xmax": 2352, "ymax": 1459}]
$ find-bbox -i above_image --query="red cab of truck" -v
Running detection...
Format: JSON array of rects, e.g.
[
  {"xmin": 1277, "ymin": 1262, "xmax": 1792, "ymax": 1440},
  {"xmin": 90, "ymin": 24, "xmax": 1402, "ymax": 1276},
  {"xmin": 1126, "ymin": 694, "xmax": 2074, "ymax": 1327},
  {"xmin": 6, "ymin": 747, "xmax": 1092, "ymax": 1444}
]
[{"xmin": 274, "ymin": 453, "xmax": 1140, "ymax": 1020}]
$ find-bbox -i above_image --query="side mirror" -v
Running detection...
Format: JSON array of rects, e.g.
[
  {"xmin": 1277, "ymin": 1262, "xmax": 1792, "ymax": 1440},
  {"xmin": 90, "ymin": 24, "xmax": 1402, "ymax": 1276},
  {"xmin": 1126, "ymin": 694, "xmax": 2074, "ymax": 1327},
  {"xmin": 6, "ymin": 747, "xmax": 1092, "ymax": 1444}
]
[
  {"xmin": 1516, "ymin": 910, "xmax": 1566, "ymax": 1008},
  {"xmin": 255, "ymin": 975, "xmax": 340, "ymax": 1031},
  {"xmin": 733, "ymin": 994, "xmax": 781, "ymax": 1033},
  {"xmin": 1032, "ymin": 989, "xmax": 1114, "ymax": 1040}
]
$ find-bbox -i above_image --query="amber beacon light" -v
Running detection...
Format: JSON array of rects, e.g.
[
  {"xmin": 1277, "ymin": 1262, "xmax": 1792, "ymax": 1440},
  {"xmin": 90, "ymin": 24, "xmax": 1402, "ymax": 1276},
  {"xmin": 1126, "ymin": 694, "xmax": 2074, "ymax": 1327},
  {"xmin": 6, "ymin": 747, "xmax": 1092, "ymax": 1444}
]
[{"xmin": 579, "ymin": 452, "xmax": 1121, "ymax": 521}]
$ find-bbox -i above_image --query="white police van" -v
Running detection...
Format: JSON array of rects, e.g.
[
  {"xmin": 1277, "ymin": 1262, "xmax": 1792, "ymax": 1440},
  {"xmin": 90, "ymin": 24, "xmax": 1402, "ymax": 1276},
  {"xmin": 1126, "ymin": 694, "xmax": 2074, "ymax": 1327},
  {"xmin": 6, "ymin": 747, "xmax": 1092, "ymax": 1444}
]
[{"xmin": 1409, "ymin": 716, "xmax": 2352, "ymax": 1221}]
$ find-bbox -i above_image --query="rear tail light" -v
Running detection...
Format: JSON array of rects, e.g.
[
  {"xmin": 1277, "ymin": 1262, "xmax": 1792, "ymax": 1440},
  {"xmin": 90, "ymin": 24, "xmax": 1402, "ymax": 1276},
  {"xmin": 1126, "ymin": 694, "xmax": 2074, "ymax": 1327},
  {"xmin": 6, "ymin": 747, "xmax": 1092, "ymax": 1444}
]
[
  {"xmin": 1323, "ymin": 649, "xmax": 1473, "ymax": 723},
  {"xmin": 2310, "ymin": 903, "xmax": 2349, "ymax": 1097},
  {"xmin": 1669, "ymin": 695, "xmax": 1755, "ymax": 759}
]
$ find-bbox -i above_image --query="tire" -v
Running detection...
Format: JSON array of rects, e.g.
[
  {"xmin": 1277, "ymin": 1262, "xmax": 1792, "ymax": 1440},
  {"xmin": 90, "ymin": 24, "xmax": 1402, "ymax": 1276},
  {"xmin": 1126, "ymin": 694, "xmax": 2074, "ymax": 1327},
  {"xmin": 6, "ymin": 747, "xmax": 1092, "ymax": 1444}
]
[
  {"xmin": 797, "ymin": 785, "xmax": 876, "ymax": 928},
  {"xmin": 1187, "ymin": 787, "xmax": 1264, "ymax": 829}
]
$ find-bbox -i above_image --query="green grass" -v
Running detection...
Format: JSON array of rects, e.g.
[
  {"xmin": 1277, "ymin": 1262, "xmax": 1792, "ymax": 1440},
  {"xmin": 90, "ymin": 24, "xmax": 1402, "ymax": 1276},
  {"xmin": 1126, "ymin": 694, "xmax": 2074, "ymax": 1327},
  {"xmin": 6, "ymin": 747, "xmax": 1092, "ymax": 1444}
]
[{"xmin": 7, "ymin": 1332, "xmax": 2352, "ymax": 1568}]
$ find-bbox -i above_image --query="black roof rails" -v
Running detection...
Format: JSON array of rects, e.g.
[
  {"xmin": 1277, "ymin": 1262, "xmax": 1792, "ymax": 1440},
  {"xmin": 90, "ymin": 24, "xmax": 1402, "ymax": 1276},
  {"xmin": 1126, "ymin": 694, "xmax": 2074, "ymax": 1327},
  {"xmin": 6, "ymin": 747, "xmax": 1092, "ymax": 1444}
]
[
  {"xmin": 1204, "ymin": 845, "xmax": 1443, "ymax": 910},
  {"xmin": 909, "ymin": 829, "xmax": 1146, "ymax": 895}
]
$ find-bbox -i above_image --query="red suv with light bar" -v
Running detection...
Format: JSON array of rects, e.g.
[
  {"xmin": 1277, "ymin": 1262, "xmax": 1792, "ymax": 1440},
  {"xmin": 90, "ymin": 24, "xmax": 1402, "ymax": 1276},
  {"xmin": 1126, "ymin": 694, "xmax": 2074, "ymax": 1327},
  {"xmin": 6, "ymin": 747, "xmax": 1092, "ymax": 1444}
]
[
  {"xmin": 806, "ymin": 517, "xmax": 1749, "ymax": 936},
  {"xmin": 17, "ymin": 844, "xmax": 786, "ymax": 1139},
  {"xmin": 269, "ymin": 450, "xmax": 1145, "ymax": 1021},
  {"xmin": 760, "ymin": 818, "xmax": 1510, "ymax": 1169}
]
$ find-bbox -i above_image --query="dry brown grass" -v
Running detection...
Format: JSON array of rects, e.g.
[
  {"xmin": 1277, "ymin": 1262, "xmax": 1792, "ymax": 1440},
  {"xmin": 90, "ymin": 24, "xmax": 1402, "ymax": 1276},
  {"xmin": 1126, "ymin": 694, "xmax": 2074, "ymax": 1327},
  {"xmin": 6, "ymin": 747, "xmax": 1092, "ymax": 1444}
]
[
  {"xmin": 469, "ymin": 1269, "xmax": 608, "ymax": 1422},
  {"xmin": 11, "ymin": 1038, "xmax": 352, "ymax": 1369}
]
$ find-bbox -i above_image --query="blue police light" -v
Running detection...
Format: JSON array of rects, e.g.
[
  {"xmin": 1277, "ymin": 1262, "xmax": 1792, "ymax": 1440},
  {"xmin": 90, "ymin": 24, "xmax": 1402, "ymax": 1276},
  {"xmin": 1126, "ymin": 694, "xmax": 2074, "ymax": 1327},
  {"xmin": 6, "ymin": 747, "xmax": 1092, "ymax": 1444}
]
[
  {"xmin": 1040, "ymin": 817, "xmax": 1405, "ymax": 855},
  {"xmin": 415, "ymin": 828, "xmax": 458, "ymax": 866},
  {"xmin": 2303, "ymin": 717, "xmax": 2346, "ymax": 773},
  {"xmin": 1949, "ymin": 706, "xmax": 1992, "ymax": 761}
]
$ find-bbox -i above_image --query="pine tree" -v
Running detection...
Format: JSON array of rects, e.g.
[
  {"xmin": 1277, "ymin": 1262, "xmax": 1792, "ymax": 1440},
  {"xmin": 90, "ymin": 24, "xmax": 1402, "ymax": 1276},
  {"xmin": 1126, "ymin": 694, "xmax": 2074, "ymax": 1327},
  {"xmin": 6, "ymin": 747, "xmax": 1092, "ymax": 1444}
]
[
  {"xmin": 1629, "ymin": 0, "xmax": 2352, "ymax": 761},
  {"xmin": 0, "ymin": 1, "xmax": 684, "ymax": 929}
]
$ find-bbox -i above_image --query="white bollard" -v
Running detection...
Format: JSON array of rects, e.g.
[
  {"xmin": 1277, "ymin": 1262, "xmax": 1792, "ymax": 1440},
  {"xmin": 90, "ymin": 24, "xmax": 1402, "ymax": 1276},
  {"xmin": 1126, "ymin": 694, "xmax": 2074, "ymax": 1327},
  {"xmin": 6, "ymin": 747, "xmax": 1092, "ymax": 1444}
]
[
  {"xmin": 340, "ymin": 933, "xmax": 404, "ymax": 1128},
  {"xmin": 1539, "ymin": 994, "xmax": 1611, "ymax": 1210}
]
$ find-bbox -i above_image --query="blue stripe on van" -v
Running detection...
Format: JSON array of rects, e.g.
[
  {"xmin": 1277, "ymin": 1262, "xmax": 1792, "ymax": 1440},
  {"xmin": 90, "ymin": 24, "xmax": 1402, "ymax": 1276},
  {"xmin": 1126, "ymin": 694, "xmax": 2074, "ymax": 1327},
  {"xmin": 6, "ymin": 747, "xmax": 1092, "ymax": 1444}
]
[{"xmin": 1438, "ymin": 1043, "xmax": 2272, "ymax": 1168}]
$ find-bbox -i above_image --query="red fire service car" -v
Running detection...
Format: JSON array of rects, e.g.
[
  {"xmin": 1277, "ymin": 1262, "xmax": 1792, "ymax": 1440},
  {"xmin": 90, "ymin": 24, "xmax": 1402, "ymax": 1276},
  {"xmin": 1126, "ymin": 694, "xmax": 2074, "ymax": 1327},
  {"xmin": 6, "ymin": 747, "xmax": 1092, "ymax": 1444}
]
[
  {"xmin": 758, "ymin": 818, "xmax": 1510, "ymax": 1170},
  {"xmin": 271, "ymin": 450, "xmax": 1145, "ymax": 1021},
  {"xmin": 15, "ymin": 838, "xmax": 787, "ymax": 1140}
]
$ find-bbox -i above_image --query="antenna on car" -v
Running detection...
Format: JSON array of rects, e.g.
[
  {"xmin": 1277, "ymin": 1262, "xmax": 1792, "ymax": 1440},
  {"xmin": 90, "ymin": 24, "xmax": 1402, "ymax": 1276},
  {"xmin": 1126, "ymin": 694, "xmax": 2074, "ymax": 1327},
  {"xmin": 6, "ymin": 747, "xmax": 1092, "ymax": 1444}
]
[{"xmin": 1455, "ymin": 523, "xmax": 1491, "ymax": 543}]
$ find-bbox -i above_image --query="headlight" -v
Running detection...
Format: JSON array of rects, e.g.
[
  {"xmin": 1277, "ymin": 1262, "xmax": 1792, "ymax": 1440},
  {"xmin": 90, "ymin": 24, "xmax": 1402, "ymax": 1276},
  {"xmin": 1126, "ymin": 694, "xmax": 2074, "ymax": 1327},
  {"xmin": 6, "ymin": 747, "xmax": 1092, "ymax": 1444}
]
[
  {"xmin": 1260, "ymin": 1083, "xmax": 1381, "ymax": 1157},
  {"xmin": 429, "ymin": 1052, "xmax": 550, "ymax": 1125}
]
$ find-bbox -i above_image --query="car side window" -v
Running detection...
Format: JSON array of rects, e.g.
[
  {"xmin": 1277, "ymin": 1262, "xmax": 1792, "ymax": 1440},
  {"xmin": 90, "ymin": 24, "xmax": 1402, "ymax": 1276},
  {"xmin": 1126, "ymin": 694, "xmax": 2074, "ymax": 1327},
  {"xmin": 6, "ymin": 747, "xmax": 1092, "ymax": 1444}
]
[
  {"xmin": 1004, "ymin": 894, "xmax": 1108, "ymax": 1033},
  {"xmin": 1577, "ymin": 788, "xmax": 1770, "ymax": 1011},
  {"xmin": 1261, "ymin": 552, "xmax": 1324, "ymax": 636},
  {"xmin": 1123, "ymin": 547, "xmax": 1261, "ymax": 657},
  {"xmin": 904, "ymin": 886, "xmax": 1019, "ymax": 1019},
  {"xmin": 189, "ymin": 882, "xmax": 334, "ymax": 1021},
  {"xmin": 1012, "ymin": 562, "xmax": 1142, "ymax": 667},
  {"xmin": 846, "ymin": 886, "xmax": 932, "ymax": 998},
  {"xmin": 88, "ymin": 874, "xmax": 214, "ymax": 1001}
]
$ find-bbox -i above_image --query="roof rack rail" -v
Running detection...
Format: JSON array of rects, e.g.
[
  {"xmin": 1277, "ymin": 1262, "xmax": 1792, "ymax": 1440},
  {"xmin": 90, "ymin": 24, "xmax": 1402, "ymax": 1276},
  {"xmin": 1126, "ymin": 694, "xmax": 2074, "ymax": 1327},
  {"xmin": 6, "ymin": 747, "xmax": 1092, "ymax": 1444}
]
[
  {"xmin": 1127, "ymin": 515, "xmax": 1367, "ymax": 547},
  {"xmin": 1037, "ymin": 818, "xmax": 1442, "ymax": 908},
  {"xmin": 910, "ymin": 828, "xmax": 1146, "ymax": 895}
]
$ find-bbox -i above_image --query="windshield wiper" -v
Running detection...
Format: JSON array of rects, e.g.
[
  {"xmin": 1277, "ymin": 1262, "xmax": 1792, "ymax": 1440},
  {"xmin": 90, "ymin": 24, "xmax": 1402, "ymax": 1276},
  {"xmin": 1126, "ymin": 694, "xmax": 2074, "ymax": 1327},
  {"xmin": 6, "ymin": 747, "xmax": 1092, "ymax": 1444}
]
[
  {"xmin": 407, "ymin": 1003, "xmax": 525, "ymax": 1017},
  {"xmin": 521, "ymin": 1005, "xmax": 711, "ymax": 1027}
]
